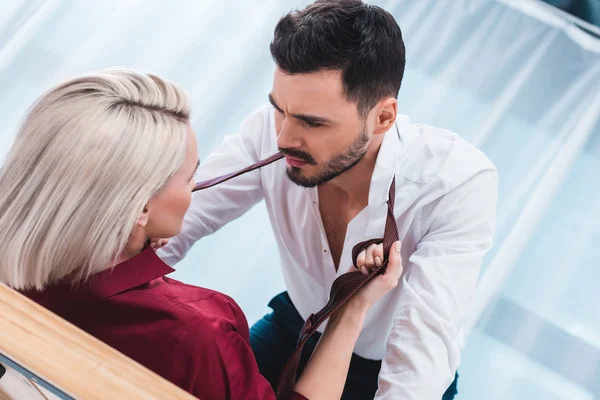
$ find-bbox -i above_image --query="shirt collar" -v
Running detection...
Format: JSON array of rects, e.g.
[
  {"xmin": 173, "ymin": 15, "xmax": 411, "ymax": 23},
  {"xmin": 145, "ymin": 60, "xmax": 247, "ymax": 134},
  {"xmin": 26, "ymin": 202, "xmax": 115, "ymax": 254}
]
[
  {"xmin": 86, "ymin": 248, "xmax": 175, "ymax": 299},
  {"xmin": 26, "ymin": 248, "xmax": 175, "ymax": 301},
  {"xmin": 367, "ymin": 115, "xmax": 411, "ymax": 212}
]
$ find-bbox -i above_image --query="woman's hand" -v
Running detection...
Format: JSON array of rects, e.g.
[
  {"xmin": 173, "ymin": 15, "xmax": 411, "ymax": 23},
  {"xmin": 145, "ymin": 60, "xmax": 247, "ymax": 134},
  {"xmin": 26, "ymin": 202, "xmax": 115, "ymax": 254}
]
[
  {"xmin": 347, "ymin": 241, "xmax": 403, "ymax": 311},
  {"xmin": 355, "ymin": 242, "xmax": 385, "ymax": 275}
]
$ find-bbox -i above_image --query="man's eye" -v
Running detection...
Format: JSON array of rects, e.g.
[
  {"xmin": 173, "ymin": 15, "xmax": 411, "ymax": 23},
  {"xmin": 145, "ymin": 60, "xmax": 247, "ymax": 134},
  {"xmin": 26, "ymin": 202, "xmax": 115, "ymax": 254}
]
[{"xmin": 304, "ymin": 120, "xmax": 323, "ymax": 128}]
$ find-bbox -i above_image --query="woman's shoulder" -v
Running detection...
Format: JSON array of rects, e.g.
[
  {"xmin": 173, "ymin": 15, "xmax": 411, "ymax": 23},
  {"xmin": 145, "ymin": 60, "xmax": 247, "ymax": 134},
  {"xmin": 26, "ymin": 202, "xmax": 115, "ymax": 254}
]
[
  {"xmin": 130, "ymin": 277, "xmax": 250, "ymax": 335},
  {"xmin": 161, "ymin": 277, "xmax": 246, "ymax": 321}
]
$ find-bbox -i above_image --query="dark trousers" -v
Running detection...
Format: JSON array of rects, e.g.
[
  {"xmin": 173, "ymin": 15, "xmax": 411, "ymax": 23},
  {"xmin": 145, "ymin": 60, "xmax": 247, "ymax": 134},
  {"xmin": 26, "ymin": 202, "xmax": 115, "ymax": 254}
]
[{"xmin": 250, "ymin": 292, "xmax": 459, "ymax": 400}]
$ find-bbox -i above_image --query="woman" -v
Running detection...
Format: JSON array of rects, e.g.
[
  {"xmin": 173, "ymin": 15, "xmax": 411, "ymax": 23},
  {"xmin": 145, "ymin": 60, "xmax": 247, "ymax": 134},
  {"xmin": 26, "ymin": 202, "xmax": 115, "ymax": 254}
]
[{"xmin": 0, "ymin": 69, "xmax": 402, "ymax": 399}]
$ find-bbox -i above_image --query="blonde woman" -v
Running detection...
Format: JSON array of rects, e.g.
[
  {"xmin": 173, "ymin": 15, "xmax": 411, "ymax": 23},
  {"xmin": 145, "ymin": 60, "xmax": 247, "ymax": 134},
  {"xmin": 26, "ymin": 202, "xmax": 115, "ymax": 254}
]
[{"xmin": 0, "ymin": 69, "xmax": 402, "ymax": 400}]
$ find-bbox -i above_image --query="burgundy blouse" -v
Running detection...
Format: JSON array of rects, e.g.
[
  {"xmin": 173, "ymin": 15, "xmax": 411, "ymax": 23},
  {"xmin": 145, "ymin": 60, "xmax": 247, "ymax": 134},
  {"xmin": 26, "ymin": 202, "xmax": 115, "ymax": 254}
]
[{"xmin": 23, "ymin": 248, "xmax": 307, "ymax": 400}]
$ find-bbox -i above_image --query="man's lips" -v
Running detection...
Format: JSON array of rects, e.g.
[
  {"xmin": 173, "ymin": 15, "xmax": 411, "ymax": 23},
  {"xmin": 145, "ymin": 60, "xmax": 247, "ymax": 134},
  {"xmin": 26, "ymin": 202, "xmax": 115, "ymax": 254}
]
[{"xmin": 284, "ymin": 155, "xmax": 309, "ymax": 168}]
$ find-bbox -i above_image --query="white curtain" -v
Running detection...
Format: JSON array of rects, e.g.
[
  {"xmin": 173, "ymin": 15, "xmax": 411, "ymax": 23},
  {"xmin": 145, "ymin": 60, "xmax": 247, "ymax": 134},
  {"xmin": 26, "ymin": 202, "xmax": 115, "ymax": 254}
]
[{"xmin": 0, "ymin": 1, "xmax": 599, "ymax": 399}]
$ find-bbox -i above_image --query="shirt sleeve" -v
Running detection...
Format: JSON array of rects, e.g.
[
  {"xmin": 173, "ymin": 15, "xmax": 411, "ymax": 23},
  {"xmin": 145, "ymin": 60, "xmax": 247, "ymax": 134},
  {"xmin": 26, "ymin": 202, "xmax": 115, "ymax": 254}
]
[
  {"xmin": 175, "ymin": 315, "xmax": 308, "ymax": 400},
  {"xmin": 158, "ymin": 106, "xmax": 271, "ymax": 266},
  {"xmin": 375, "ymin": 169, "xmax": 498, "ymax": 399}
]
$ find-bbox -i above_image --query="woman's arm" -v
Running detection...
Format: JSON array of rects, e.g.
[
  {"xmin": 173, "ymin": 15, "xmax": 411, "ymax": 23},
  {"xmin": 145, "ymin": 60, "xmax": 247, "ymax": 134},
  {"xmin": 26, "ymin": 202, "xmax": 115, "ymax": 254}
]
[{"xmin": 294, "ymin": 241, "xmax": 403, "ymax": 399}]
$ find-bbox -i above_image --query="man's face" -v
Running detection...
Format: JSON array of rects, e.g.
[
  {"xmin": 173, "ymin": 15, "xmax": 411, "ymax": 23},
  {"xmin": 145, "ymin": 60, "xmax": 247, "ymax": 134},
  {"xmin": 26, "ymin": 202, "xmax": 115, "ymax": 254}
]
[{"xmin": 270, "ymin": 68, "xmax": 371, "ymax": 187}]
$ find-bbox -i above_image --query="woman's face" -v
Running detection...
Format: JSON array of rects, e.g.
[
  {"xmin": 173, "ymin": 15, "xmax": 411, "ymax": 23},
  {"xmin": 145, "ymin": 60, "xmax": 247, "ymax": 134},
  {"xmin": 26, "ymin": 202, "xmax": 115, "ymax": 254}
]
[{"xmin": 143, "ymin": 125, "xmax": 199, "ymax": 240}]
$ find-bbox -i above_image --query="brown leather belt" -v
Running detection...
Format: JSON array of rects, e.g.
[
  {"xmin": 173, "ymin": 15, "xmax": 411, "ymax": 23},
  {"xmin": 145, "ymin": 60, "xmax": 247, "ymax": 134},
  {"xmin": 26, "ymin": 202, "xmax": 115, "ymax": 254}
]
[{"xmin": 193, "ymin": 152, "xmax": 398, "ymax": 399}]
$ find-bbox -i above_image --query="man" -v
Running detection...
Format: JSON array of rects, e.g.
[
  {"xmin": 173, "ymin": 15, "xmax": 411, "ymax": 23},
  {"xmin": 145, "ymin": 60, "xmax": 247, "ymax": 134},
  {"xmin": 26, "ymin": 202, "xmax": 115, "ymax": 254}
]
[{"xmin": 159, "ymin": 1, "xmax": 498, "ymax": 399}]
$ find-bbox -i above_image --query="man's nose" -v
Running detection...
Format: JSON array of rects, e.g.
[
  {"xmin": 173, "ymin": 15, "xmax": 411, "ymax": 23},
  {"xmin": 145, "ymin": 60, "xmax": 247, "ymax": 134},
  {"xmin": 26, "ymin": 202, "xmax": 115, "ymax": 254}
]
[{"xmin": 277, "ymin": 118, "xmax": 303, "ymax": 150}]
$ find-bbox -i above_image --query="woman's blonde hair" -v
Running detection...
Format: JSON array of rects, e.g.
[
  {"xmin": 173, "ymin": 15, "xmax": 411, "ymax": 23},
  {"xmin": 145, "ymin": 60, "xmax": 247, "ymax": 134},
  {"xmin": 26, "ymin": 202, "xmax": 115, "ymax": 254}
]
[{"xmin": 0, "ymin": 68, "xmax": 190, "ymax": 290}]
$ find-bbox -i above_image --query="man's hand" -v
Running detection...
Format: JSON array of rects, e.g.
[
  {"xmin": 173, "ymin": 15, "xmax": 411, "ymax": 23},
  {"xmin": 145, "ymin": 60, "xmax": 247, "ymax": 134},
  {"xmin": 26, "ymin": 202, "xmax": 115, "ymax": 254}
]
[{"xmin": 150, "ymin": 238, "xmax": 169, "ymax": 250}]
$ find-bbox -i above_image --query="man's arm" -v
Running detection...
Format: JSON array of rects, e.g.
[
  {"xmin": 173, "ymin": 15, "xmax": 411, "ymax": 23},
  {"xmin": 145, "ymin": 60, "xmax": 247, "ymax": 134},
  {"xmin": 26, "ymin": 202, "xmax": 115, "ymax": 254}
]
[
  {"xmin": 158, "ymin": 107, "xmax": 271, "ymax": 265},
  {"xmin": 375, "ymin": 169, "xmax": 499, "ymax": 399}
]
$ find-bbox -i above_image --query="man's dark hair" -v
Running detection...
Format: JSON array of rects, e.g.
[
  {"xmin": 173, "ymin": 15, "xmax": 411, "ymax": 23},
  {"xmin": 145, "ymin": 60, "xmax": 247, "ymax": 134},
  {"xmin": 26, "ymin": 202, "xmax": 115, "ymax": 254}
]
[{"xmin": 270, "ymin": 0, "xmax": 406, "ymax": 117}]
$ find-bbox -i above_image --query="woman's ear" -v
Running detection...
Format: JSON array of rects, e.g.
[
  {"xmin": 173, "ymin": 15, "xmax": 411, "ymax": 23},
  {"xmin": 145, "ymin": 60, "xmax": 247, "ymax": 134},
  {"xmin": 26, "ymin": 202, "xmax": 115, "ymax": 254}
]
[{"xmin": 136, "ymin": 207, "xmax": 149, "ymax": 227}]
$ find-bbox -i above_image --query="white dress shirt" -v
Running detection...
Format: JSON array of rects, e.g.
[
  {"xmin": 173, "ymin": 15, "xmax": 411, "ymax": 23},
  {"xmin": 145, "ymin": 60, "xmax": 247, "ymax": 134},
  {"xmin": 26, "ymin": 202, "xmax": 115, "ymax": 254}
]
[{"xmin": 159, "ymin": 105, "xmax": 498, "ymax": 399}]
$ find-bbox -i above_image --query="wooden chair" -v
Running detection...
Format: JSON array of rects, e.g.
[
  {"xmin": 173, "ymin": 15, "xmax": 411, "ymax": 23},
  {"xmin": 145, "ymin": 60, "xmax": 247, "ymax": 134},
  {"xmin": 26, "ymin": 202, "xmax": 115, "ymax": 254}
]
[{"xmin": 0, "ymin": 282, "xmax": 197, "ymax": 400}]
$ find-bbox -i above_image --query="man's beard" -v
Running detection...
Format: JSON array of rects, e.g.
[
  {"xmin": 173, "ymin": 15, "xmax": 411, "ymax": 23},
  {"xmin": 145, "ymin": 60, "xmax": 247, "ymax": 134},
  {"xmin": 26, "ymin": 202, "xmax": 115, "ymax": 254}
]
[{"xmin": 282, "ymin": 127, "xmax": 370, "ymax": 188}]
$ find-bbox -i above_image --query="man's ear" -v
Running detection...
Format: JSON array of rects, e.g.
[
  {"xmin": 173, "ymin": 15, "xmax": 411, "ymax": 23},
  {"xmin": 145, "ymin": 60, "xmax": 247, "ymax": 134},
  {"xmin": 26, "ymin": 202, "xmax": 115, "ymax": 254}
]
[
  {"xmin": 372, "ymin": 98, "xmax": 397, "ymax": 135},
  {"xmin": 136, "ymin": 207, "xmax": 149, "ymax": 227}
]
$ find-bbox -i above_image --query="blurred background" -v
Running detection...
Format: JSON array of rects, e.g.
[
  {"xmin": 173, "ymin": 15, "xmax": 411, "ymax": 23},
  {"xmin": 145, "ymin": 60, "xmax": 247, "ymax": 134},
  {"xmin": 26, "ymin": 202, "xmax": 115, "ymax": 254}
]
[{"xmin": 0, "ymin": 0, "xmax": 599, "ymax": 399}]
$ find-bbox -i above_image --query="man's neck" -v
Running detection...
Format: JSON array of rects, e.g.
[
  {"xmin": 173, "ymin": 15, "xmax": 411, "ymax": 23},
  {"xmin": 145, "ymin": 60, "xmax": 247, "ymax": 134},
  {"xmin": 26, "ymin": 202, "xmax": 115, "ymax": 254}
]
[{"xmin": 319, "ymin": 134, "xmax": 384, "ymax": 206}]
